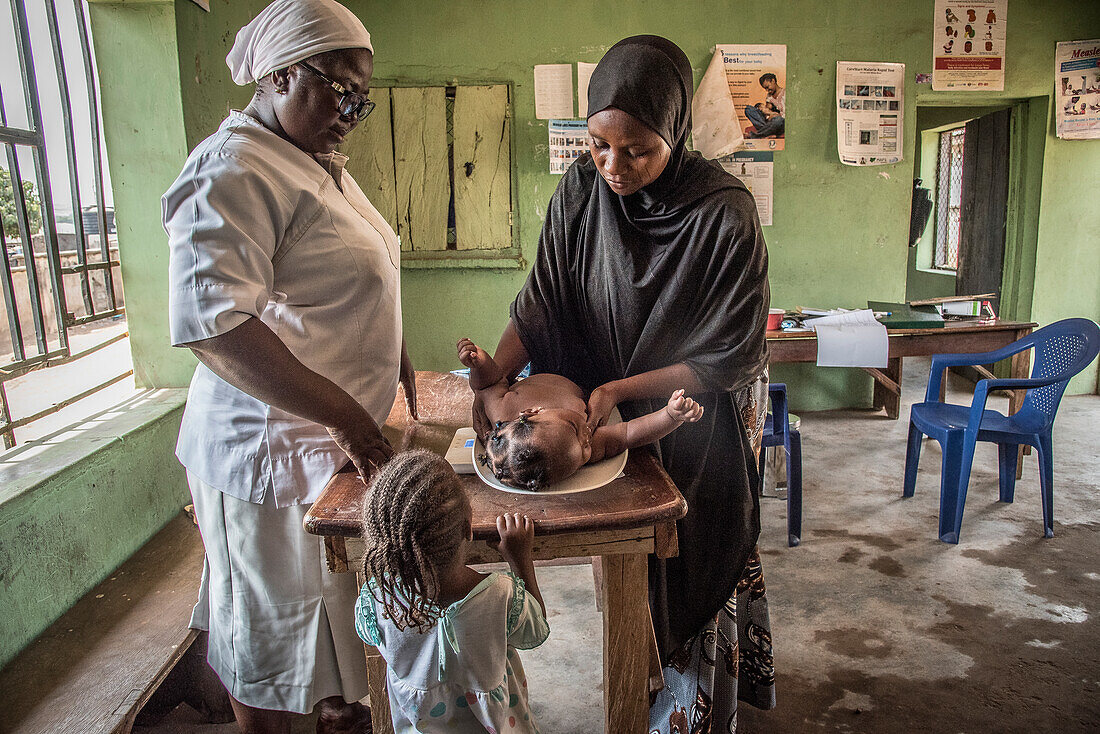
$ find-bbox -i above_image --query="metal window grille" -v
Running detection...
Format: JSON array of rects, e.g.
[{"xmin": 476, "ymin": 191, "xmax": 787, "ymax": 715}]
[
  {"xmin": 933, "ymin": 127, "xmax": 965, "ymax": 270},
  {"xmin": 0, "ymin": 0, "xmax": 129, "ymax": 450}
]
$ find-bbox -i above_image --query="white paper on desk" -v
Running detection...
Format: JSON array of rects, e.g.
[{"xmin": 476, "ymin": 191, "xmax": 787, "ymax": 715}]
[
  {"xmin": 809, "ymin": 309, "xmax": 888, "ymax": 367},
  {"xmin": 534, "ymin": 64, "xmax": 573, "ymax": 119}
]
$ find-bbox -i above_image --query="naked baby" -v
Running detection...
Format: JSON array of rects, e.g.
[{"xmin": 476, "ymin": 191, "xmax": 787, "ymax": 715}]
[{"xmin": 457, "ymin": 338, "xmax": 703, "ymax": 490}]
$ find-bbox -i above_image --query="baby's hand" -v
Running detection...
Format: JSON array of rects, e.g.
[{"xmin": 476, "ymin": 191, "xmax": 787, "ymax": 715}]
[
  {"xmin": 666, "ymin": 389, "xmax": 704, "ymax": 423},
  {"xmin": 457, "ymin": 338, "xmax": 488, "ymax": 369},
  {"xmin": 495, "ymin": 513, "xmax": 535, "ymax": 567}
]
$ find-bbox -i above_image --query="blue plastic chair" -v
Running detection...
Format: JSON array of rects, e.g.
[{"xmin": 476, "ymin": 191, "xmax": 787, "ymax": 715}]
[
  {"xmin": 760, "ymin": 383, "xmax": 803, "ymax": 547},
  {"xmin": 903, "ymin": 318, "xmax": 1100, "ymax": 544}
]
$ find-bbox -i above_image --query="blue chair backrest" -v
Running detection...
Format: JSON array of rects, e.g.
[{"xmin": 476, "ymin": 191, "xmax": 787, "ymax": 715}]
[{"xmin": 1021, "ymin": 318, "xmax": 1100, "ymax": 425}]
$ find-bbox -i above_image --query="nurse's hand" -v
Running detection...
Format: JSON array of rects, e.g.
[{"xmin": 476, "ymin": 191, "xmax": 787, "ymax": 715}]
[
  {"xmin": 471, "ymin": 391, "xmax": 491, "ymax": 443},
  {"xmin": 327, "ymin": 421, "xmax": 393, "ymax": 483},
  {"xmin": 400, "ymin": 340, "xmax": 418, "ymax": 421},
  {"xmin": 586, "ymin": 382, "xmax": 621, "ymax": 432}
]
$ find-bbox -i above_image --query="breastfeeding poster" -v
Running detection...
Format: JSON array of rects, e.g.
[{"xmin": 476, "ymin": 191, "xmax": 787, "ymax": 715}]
[
  {"xmin": 1054, "ymin": 40, "xmax": 1100, "ymax": 140},
  {"xmin": 710, "ymin": 44, "xmax": 787, "ymax": 152},
  {"xmin": 836, "ymin": 62, "xmax": 904, "ymax": 166},
  {"xmin": 932, "ymin": 0, "xmax": 1006, "ymax": 91}
]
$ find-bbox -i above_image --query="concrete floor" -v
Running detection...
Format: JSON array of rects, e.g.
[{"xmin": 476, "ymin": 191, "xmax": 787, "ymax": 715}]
[{"xmin": 138, "ymin": 358, "xmax": 1100, "ymax": 733}]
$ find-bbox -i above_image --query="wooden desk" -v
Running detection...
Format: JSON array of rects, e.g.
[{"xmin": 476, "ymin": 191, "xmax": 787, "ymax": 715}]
[
  {"xmin": 304, "ymin": 371, "xmax": 687, "ymax": 734},
  {"xmin": 767, "ymin": 319, "xmax": 1036, "ymax": 420}
]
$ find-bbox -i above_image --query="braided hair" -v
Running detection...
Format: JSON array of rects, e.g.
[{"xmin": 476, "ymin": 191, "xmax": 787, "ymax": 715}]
[
  {"xmin": 480, "ymin": 415, "xmax": 550, "ymax": 491},
  {"xmin": 361, "ymin": 449, "xmax": 470, "ymax": 632}
]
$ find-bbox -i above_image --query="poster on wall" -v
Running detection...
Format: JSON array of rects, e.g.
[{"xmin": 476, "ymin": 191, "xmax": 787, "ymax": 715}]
[
  {"xmin": 836, "ymin": 61, "xmax": 904, "ymax": 166},
  {"xmin": 695, "ymin": 44, "xmax": 786, "ymax": 152},
  {"xmin": 718, "ymin": 153, "xmax": 773, "ymax": 226},
  {"xmin": 932, "ymin": 0, "xmax": 1006, "ymax": 91},
  {"xmin": 1054, "ymin": 40, "xmax": 1100, "ymax": 140},
  {"xmin": 548, "ymin": 119, "xmax": 589, "ymax": 174}
]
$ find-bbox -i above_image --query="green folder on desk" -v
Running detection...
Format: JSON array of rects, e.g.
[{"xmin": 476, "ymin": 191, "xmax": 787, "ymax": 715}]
[{"xmin": 867, "ymin": 301, "xmax": 945, "ymax": 329}]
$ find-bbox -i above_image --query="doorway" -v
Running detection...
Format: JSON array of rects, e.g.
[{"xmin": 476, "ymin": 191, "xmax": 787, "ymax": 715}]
[{"xmin": 906, "ymin": 99, "xmax": 1047, "ymax": 324}]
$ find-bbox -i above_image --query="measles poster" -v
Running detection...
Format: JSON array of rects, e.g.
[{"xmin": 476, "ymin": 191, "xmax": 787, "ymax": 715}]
[
  {"xmin": 1054, "ymin": 40, "xmax": 1100, "ymax": 140},
  {"xmin": 696, "ymin": 45, "xmax": 787, "ymax": 152},
  {"xmin": 932, "ymin": 0, "xmax": 1006, "ymax": 91},
  {"xmin": 836, "ymin": 62, "xmax": 904, "ymax": 166}
]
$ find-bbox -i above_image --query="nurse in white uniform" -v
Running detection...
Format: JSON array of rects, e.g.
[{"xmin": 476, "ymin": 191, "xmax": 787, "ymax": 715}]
[{"xmin": 162, "ymin": 1, "xmax": 412, "ymax": 731}]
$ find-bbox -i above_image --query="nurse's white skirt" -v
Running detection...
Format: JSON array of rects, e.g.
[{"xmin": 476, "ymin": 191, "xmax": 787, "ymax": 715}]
[{"xmin": 187, "ymin": 472, "xmax": 369, "ymax": 713}]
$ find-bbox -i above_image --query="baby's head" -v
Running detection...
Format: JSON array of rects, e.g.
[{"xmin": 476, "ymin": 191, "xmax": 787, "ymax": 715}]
[
  {"xmin": 481, "ymin": 408, "xmax": 592, "ymax": 491},
  {"xmin": 362, "ymin": 449, "xmax": 471, "ymax": 631}
]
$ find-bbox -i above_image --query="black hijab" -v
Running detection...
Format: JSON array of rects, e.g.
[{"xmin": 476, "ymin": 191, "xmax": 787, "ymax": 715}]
[{"xmin": 511, "ymin": 36, "xmax": 770, "ymax": 657}]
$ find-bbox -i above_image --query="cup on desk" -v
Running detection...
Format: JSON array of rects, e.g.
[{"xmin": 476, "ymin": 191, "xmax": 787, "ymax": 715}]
[{"xmin": 767, "ymin": 308, "xmax": 785, "ymax": 331}]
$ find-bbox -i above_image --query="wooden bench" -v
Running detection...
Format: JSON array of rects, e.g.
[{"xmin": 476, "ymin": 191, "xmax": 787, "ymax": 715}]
[{"xmin": 0, "ymin": 511, "xmax": 212, "ymax": 734}]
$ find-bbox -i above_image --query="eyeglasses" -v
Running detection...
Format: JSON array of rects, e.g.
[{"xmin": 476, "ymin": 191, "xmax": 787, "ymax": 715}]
[{"xmin": 297, "ymin": 61, "xmax": 376, "ymax": 121}]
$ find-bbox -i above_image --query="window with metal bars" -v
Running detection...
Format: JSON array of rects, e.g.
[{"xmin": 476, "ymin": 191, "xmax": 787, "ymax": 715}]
[
  {"xmin": 0, "ymin": 0, "xmax": 129, "ymax": 451},
  {"xmin": 933, "ymin": 126, "xmax": 965, "ymax": 271}
]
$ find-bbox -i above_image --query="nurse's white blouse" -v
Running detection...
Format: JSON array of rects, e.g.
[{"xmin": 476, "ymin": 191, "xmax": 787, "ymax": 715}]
[{"xmin": 164, "ymin": 111, "xmax": 402, "ymax": 507}]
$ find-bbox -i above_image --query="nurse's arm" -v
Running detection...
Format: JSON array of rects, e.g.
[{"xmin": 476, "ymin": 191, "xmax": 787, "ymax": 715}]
[
  {"xmin": 585, "ymin": 363, "xmax": 705, "ymax": 431},
  {"xmin": 183, "ymin": 316, "xmax": 392, "ymax": 480}
]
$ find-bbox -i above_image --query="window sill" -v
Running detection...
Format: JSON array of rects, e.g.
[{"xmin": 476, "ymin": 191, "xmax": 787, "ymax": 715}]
[
  {"xmin": 916, "ymin": 266, "xmax": 957, "ymax": 276},
  {"xmin": 401, "ymin": 248, "xmax": 526, "ymax": 270},
  {"xmin": 0, "ymin": 388, "xmax": 187, "ymax": 508}
]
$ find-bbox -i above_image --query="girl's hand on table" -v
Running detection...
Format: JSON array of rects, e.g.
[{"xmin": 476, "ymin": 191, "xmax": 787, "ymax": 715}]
[
  {"xmin": 586, "ymin": 382, "xmax": 620, "ymax": 432},
  {"xmin": 494, "ymin": 512, "xmax": 535, "ymax": 567},
  {"xmin": 327, "ymin": 421, "xmax": 394, "ymax": 484}
]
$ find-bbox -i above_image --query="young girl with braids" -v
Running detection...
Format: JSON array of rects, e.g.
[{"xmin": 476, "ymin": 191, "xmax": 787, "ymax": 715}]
[
  {"xmin": 458, "ymin": 337, "xmax": 704, "ymax": 490},
  {"xmin": 355, "ymin": 449, "xmax": 549, "ymax": 733}
]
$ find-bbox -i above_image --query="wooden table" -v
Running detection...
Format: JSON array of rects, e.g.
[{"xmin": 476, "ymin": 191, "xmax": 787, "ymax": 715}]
[
  {"xmin": 767, "ymin": 319, "xmax": 1036, "ymax": 420},
  {"xmin": 304, "ymin": 371, "xmax": 687, "ymax": 734}
]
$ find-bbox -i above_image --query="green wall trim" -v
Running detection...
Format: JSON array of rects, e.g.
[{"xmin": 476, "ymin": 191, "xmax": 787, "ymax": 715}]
[{"xmin": 0, "ymin": 390, "xmax": 189, "ymax": 668}]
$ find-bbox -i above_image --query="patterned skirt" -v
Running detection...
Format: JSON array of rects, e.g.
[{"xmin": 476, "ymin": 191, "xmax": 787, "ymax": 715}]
[{"xmin": 649, "ymin": 374, "xmax": 776, "ymax": 734}]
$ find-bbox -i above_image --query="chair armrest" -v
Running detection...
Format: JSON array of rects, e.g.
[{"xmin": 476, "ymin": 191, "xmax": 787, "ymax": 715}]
[
  {"xmin": 965, "ymin": 375, "xmax": 1059, "ymax": 430},
  {"xmin": 925, "ymin": 343, "xmax": 1032, "ymax": 401}
]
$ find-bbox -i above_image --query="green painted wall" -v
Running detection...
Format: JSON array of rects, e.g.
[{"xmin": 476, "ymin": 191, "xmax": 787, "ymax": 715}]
[
  {"xmin": 0, "ymin": 398, "xmax": 188, "ymax": 668},
  {"xmin": 167, "ymin": 0, "xmax": 1098, "ymax": 409},
  {"xmin": 1032, "ymin": 120, "xmax": 1100, "ymax": 394},
  {"xmin": 89, "ymin": 0, "xmax": 196, "ymax": 388}
]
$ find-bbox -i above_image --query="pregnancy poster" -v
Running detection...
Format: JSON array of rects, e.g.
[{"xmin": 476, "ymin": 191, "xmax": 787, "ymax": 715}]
[{"xmin": 932, "ymin": 0, "xmax": 1007, "ymax": 91}]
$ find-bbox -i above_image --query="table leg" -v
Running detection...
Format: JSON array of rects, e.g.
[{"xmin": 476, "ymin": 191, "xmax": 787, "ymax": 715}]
[
  {"xmin": 869, "ymin": 357, "xmax": 903, "ymax": 419},
  {"xmin": 356, "ymin": 568, "xmax": 393, "ymax": 734},
  {"xmin": 365, "ymin": 645, "xmax": 393, "ymax": 734},
  {"xmin": 601, "ymin": 553, "xmax": 650, "ymax": 734}
]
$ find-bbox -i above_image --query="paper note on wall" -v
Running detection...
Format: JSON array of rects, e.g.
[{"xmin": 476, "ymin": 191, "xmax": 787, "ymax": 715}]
[
  {"xmin": 534, "ymin": 64, "xmax": 574, "ymax": 119},
  {"xmin": 577, "ymin": 62, "xmax": 597, "ymax": 118},
  {"xmin": 808, "ymin": 309, "xmax": 888, "ymax": 368}
]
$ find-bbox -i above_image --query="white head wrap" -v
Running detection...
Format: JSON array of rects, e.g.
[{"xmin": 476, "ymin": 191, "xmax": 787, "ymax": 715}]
[{"xmin": 226, "ymin": 0, "xmax": 373, "ymax": 86}]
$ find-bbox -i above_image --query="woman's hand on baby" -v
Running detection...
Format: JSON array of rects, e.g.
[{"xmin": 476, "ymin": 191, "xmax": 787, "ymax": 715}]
[
  {"xmin": 457, "ymin": 338, "xmax": 488, "ymax": 369},
  {"xmin": 586, "ymin": 383, "xmax": 620, "ymax": 432},
  {"xmin": 666, "ymin": 389, "xmax": 704, "ymax": 423},
  {"xmin": 494, "ymin": 512, "xmax": 535, "ymax": 567}
]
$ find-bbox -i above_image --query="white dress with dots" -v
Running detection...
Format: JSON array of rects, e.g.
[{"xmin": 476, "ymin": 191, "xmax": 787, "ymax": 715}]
[{"xmin": 355, "ymin": 572, "xmax": 549, "ymax": 733}]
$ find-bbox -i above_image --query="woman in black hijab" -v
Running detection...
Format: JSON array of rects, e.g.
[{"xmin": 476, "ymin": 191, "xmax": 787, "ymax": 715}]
[{"xmin": 488, "ymin": 36, "xmax": 774, "ymax": 732}]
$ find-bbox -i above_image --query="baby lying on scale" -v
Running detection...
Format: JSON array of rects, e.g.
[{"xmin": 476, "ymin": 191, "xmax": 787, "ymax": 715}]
[{"xmin": 458, "ymin": 338, "xmax": 703, "ymax": 490}]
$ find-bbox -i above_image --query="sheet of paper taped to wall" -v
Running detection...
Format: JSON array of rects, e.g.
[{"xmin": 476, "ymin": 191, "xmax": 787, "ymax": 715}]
[{"xmin": 807, "ymin": 309, "xmax": 889, "ymax": 368}]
